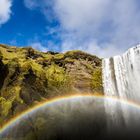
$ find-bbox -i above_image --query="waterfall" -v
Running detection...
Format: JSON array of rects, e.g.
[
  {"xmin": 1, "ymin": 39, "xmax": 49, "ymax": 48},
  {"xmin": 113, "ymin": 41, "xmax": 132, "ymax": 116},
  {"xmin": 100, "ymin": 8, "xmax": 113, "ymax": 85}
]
[
  {"xmin": 103, "ymin": 44, "xmax": 140, "ymax": 128},
  {"xmin": 103, "ymin": 44, "xmax": 140, "ymax": 102}
]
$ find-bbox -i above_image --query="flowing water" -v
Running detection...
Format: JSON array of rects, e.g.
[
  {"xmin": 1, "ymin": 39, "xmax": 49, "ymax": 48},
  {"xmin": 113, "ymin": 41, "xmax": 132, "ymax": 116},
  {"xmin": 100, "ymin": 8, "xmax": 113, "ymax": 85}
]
[
  {"xmin": 103, "ymin": 44, "xmax": 140, "ymax": 102},
  {"xmin": 103, "ymin": 44, "xmax": 140, "ymax": 127}
]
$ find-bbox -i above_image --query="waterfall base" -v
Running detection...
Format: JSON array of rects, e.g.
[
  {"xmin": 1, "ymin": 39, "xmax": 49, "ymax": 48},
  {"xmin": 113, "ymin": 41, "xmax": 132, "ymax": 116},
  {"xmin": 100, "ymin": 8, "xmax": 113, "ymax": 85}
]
[{"xmin": 1, "ymin": 96, "xmax": 140, "ymax": 140}]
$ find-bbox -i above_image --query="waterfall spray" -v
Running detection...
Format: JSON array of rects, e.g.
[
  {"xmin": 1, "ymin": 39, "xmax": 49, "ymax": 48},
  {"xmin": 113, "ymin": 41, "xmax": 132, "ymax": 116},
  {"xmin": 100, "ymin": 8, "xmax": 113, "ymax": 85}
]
[{"xmin": 103, "ymin": 44, "xmax": 140, "ymax": 127}]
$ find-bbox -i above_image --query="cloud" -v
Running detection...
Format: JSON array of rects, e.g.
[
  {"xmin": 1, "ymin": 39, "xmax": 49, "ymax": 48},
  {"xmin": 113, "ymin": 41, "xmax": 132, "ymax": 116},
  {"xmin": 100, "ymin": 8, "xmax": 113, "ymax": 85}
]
[
  {"xmin": 61, "ymin": 40, "xmax": 122, "ymax": 58},
  {"xmin": 54, "ymin": 0, "xmax": 140, "ymax": 57},
  {"xmin": 24, "ymin": 0, "xmax": 55, "ymax": 22},
  {"xmin": 24, "ymin": 0, "xmax": 140, "ymax": 58},
  {"xmin": 0, "ymin": 0, "xmax": 12, "ymax": 26},
  {"xmin": 30, "ymin": 42, "xmax": 48, "ymax": 52}
]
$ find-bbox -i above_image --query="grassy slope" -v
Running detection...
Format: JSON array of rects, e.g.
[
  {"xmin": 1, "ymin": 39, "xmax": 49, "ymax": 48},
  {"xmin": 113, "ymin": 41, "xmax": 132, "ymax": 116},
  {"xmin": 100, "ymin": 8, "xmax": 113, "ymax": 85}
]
[{"xmin": 0, "ymin": 44, "xmax": 103, "ymax": 126}]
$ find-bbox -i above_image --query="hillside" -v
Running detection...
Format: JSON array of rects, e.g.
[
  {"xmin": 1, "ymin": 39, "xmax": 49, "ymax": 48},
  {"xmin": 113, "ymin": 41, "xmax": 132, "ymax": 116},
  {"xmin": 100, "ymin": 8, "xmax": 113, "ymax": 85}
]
[{"xmin": 0, "ymin": 44, "xmax": 103, "ymax": 126}]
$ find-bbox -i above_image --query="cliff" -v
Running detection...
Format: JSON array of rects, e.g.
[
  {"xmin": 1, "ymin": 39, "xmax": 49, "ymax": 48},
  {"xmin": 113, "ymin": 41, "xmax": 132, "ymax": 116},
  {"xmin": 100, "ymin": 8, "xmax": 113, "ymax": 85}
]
[{"xmin": 0, "ymin": 44, "xmax": 103, "ymax": 125}]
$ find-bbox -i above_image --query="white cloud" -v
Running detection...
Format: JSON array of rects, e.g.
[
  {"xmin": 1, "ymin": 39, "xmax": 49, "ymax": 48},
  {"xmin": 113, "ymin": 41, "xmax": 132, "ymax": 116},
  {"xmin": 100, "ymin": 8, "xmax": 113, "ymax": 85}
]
[
  {"xmin": 30, "ymin": 42, "xmax": 47, "ymax": 52},
  {"xmin": 61, "ymin": 40, "xmax": 122, "ymax": 58},
  {"xmin": 24, "ymin": 0, "xmax": 55, "ymax": 22},
  {"xmin": 54, "ymin": 0, "xmax": 140, "ymax": 57},
  {"xmin": 24, "ymin": 0, "xmax": 140, "ymax": 58},
  {"xmin": 0, "ymin": 0, "xmax": 12, "ymax": 26},
  {"xmin": 54, "ymin": 0, "xmax": 110, "ymax": 33}
]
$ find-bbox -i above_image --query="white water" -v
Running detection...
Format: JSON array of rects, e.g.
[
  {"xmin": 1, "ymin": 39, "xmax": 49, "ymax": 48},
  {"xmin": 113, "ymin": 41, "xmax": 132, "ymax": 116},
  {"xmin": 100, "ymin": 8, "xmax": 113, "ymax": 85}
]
[
  {"xmin": 103, "ymin": 44, "xmax": 140, "ymax": 102},
  {"xmin": 103, "ymin": 44, "xmax": 140, "ymax": 128}
]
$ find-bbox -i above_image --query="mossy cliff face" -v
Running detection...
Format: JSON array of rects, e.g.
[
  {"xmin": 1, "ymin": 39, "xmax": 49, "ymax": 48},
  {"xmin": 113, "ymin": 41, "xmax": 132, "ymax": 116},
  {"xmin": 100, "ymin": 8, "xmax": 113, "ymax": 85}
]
[{"xmin": 0, "ymin": 44, "xmax": 102, "ymax": 126}]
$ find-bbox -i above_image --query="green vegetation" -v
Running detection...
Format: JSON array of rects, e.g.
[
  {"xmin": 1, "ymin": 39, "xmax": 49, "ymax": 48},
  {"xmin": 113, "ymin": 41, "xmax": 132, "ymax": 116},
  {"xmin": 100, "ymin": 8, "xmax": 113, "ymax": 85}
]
[
  {"xmin": 0, "ymin": 97, "xmax": 12, "ymax": 117},
  {"xmin": 0, "ymin": 44, "xmax": 103, "ymax": 126},
  {"xmin": 46, "ymin": 64, "xmax": 70, "ymax": 88},
  {"xmin": 91, "ymin": 68, "xmax": 103, "ymax": 93},
  {"xmin": 54, "ymin": 53, "xmax": 64, "ymax": 60}
]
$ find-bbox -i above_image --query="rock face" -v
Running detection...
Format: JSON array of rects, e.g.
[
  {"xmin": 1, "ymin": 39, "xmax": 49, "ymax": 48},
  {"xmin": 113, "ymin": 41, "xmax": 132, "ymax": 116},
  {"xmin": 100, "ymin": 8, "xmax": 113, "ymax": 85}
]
[{"xmin": 0, "ymin": 44, "xmax": 102, "ymax": 126}]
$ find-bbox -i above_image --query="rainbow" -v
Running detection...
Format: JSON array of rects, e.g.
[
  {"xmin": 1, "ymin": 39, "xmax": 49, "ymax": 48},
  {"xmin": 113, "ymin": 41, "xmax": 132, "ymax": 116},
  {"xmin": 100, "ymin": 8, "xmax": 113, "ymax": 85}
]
[{"xmin": 1, "ymin": 94, "xmax": 140, "ymax": 135}]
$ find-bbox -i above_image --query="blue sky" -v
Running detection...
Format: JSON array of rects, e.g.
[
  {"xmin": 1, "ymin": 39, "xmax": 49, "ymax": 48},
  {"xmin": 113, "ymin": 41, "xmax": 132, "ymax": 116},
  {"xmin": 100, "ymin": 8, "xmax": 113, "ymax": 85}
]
[
  {"xmin": 0, "ymin": 0, "xmax": 140, "ymax": 57},
  {"xmin": 0, "ymin": 0, "xmax": 62, "ymax": 52}
]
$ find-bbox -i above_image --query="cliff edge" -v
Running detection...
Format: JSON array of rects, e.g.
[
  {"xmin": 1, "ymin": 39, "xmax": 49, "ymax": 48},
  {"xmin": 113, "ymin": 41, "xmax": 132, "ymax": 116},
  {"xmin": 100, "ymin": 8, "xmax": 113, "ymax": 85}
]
[{"xmin": 0, "ymin": 44, "xmax": 103, "ymax": 125}]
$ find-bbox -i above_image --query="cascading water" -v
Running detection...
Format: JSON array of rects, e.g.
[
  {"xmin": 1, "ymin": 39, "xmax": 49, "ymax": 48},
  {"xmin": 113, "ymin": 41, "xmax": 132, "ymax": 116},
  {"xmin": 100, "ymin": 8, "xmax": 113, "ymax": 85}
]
[
  {"xmin": 103, "ymin": 44, "xmax": 140, "ymax": 102},
  {"xmin": 103, "ymin": 44, "xmax": 140, "ymax": 128}
]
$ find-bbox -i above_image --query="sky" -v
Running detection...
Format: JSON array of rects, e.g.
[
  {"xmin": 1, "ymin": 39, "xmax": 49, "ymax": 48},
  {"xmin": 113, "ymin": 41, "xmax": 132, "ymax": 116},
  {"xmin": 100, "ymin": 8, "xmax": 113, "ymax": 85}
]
[{"xmin": 0, "ymin": 0, "xmax": 140, "ymax": 58}]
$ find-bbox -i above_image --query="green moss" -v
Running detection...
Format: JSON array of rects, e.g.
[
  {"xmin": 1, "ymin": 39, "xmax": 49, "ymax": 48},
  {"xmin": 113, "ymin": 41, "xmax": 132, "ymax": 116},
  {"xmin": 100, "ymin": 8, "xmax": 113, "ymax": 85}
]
[
  {"xmin": 45, "ymin": 64, "xmax": 70, "ymax": 88},
  {"xmin": 12, "ymin": 86, "xmax": 23, "ymax": 103},
  {"xmin": 42, "ymin": 54, "xmax": 53, "ymax": 61},
  {"xmin": 30, "ymin": 61, "xmax": 44, "ymax": 77},
  {"xmin": 20, "ymin": 60, "xmax": 44, "ymax": 78},
  {"xmin": 2, "ymin": 85, "xmax": 23, "ymax": 111},
  {"xmin": 0, "ymin": 51, "xmax": 2, "ymax": 59},
  {"xmin": 84, "ymin": 62, "xmax": 94, "ymax": 71},
  {"xmin": 91, "ymin": 68, "xmax": 102, "ymax": 91},
  {"xmin": 0, "ymin": 46, "xmax": 17, "ymax": 60},
  {"xmin": 54, "ymin": 53, "xmax": 64, "ymax": 60},
  {"xmin": 65, "ymin": 50, "xmax": 101, "ymax": 67},
  {"xmin": 0, "ymin": 44, "xmax": 103, "ymax": 126},
  {"xmin": 65, "ymin": 50, "xmax": 82, "ymax": 55},
  {"xmin": 0, "ymin": 97, "xmax": 5, "ymax": 103},
  {"xmin": 64, "ymin": 58, "xmax": 76, "ymax": 63},
  {"xmin": 7, "ymin": 58, "xmax": 19, "ymax": 69},
  {"xmin": 0, "ymin": 97, "xmax": 12, "ymax": 117}
]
